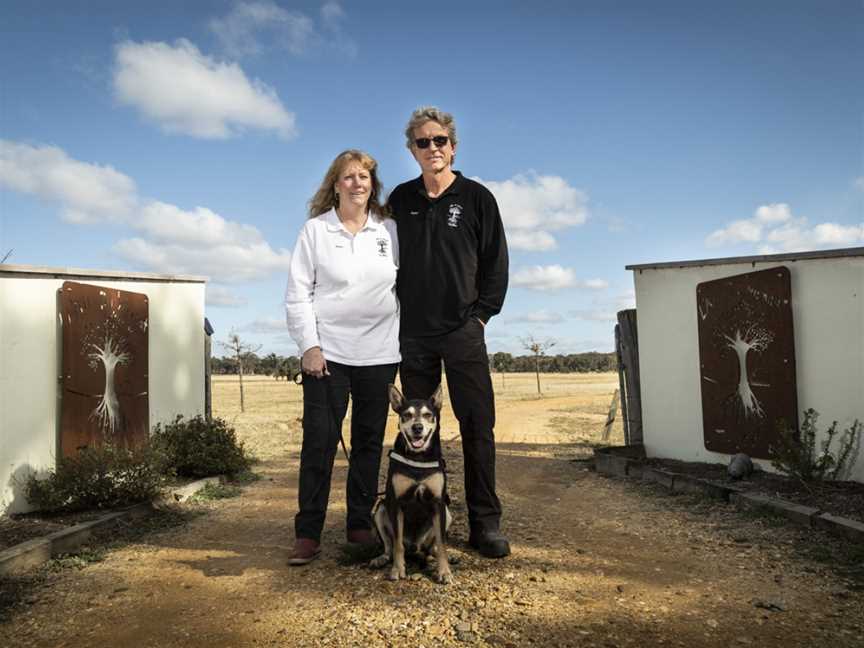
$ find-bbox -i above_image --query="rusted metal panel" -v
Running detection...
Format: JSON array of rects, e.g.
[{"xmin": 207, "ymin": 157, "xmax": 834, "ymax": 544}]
[
  {"xmin": 696, "ymin": 267, "xmax": 798, "ymax": 459},
  {"xmin": 59, "ymin": 281, "xmax": 149, "ymax": 456}
]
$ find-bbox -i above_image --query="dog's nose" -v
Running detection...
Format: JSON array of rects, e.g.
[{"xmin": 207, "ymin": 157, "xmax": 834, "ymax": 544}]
[{"xmin": 411, "ymin": 424, "xmax": 424, "ymax": 435}]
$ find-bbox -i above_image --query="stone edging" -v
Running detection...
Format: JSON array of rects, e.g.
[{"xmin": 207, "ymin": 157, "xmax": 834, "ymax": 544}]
[
  {"xmin": 593, "ymin": 446, "xmax": 864, "ymax": 544},
  {"xmin": 0, "ymin": 475, "xmax": 226, "ymax": 576}
]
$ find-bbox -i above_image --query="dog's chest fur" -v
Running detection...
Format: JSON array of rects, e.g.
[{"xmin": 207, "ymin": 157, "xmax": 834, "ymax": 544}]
[{"xmin": 385, "ymin": 437, "xmax": 448, "ymax": 544}]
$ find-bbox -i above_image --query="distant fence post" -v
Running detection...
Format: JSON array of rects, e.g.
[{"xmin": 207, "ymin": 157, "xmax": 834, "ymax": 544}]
[
  {"xmin": 616, "ymin": 309, "xmax": 642, "ymax": 445},
  {"xmin": 204, "ymin": 317, "xmax": 214, "ymax": 421},
  {"xmin": 601, "ymin": 388, "xmax": 619, "ymax": 442}
]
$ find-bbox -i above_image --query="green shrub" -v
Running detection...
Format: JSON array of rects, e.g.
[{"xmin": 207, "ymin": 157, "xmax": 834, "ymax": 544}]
[
  {"xmin": 771, "ymin": 408, "xmax": 862, "ymax": 483},
  {"xmin": 24, "ymin": 444, "xmax": 165, "ymax": 513},
  {"xmin": 151, "ymin": 415, "xmax": 250, "ymax": 478}
]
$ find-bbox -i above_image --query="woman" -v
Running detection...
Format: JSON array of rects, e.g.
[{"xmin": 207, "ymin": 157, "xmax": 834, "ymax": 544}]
[{"xmin": 284, "ymin": 150, "xmax": 400, "ymax": 565}]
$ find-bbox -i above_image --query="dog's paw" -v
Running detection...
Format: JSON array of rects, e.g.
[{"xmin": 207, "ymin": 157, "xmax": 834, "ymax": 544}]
[
  {"xmin": 369, "ymin": 554, "xmax": 390, "ymax": 569},
  {"xmin": 387, "ymin": 564, "xmax": 406, "ymax": 581},
  {"xmin": 436, "ymin": 568, "xmax": 453, "ymax": 585}
]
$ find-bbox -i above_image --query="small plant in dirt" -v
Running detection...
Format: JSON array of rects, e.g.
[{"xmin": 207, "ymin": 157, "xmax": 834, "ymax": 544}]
[
  {"xmin": 151, "ymin": 415, "xmax": 251, "ymax": 479},
  {"xmin": 24, "ymin": 444, "xmax": 165, "ymax": 514},
  {"xmin": 770, "ymin": 409, "xmax": 862, "ymax": 484},
  {"xmin": 190, "ymin": 482, "xmax": 243, "ymax": 501}
]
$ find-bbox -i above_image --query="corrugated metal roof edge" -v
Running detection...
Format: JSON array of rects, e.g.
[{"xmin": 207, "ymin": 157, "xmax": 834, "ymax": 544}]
[
  {"xmin": 625, "ymin": 247, "xmax": 864, "ymax": 271},
  {"xmin": 0, "ymin": 263, "xmax": 208, "ymax": 283}
]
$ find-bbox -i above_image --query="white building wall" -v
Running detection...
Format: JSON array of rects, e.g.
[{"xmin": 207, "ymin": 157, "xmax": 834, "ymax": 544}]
[
  {"xmin": 632, "ymin": 255, "xmax": 864, "ymax": 483},
  {"xmin": 0, "ymin": 267, "xmax": 206, "ymax": 514}
]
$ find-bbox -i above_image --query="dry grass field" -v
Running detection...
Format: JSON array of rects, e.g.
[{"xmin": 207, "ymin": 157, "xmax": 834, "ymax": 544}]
[{"xmin": 212, "ymin": 372, "xmax": 625, "ymax": 460}]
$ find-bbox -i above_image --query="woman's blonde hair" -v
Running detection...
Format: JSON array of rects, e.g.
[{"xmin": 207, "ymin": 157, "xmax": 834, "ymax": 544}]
[{"xmin": 308, "ymin": 149, "xmax": 386, "ymax": 218}]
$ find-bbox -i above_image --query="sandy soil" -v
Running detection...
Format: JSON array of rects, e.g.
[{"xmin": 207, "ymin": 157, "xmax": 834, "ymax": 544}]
[{"xmin": 2, "ymin": 374, "xmax": 862, "ymax": 647}]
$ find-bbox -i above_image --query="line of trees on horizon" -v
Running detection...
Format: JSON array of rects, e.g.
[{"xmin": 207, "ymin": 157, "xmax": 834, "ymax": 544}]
[{"xmin": 210, "ymin": 350, "xmax": 616, "ymax": 377}]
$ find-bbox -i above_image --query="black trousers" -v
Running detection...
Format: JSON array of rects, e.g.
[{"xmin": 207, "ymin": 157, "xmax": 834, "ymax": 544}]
[
  {"xmin": 400, "ymin": 318, "xmax": 501, "ymax": 533},
  {"xmin": 295, "ymin": 360, "xmax": 398, "ymax": 542}
]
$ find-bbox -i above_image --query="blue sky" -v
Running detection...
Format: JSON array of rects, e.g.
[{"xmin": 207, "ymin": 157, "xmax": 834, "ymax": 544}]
[{"xmin": 2, "ymin": 1, "xmax": 862, "ymax": 356}]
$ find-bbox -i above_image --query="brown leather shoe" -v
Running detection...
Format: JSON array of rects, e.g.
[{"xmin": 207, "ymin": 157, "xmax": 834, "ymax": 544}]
[
  {"xmin": 346, "ymin": 528, "xmax": 378, "ymax": 547},
  {"xmin": 287, "ymin": 538, "xmax": 320, "ymax": 566}
]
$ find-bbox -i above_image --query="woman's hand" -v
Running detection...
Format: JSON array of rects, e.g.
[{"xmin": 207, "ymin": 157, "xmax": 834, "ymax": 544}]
[{"xmin": 301, "ymin": 346, "xmax": 330, "ymax": 379}]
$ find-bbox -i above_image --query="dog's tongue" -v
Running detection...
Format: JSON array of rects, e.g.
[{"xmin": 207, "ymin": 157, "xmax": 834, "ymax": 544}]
[{"xmin": 411, "ymin": 438, "xmax": 425, "ymax": 448}]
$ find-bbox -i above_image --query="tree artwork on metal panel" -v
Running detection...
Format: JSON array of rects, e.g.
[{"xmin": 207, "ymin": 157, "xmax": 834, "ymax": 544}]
[
  {"xmin": 86, "ymin": 329, "xmax": 132, "ymax": 434},
  {"xmin": 696, "ymin": 268, "xmax": 797, "ymax": 460},
  {"xmin": 60, "ymin": 282, "xmax": 149, "ymax": 456}
]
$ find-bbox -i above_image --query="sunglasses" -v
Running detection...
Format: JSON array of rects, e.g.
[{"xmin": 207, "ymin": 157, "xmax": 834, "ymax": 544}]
[{"xmin": 414, "ymin": 135, "xmax": 450, "ymax": 149}]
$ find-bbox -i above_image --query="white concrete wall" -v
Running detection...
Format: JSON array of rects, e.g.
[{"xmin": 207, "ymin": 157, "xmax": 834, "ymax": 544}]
[
  {"xmin": 633, "ymin": 256, "xmax": 864, "ymax": 483},
  {"xmin": 0, "ymin": 271, "xmax": 206, "ymax": 514}
]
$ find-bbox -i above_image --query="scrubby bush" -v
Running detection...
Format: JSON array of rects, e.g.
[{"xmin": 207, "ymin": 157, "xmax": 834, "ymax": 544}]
[
  {"xmin": 771, "ymin": 408, "xmax": 862, "ymax": 484},
  {"xmin": 24, "ymin": 444, "xmax": 165, "ymax": 513},
  {"xmin": 151, "ymin": 415, "xmax": 251, "ymax": 478}
]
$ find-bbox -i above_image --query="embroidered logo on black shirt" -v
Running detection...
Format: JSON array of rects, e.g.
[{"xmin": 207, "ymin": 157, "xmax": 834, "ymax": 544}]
[
  {"xmin": 376, "ymin": 238, "xmax": 389, "ymax": 256},
  {"xmin": 447, "ymin": 204, "xmax": 463, "ymax": 228}
]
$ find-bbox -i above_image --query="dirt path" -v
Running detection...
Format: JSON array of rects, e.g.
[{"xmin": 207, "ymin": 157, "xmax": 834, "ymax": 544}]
[{"xmin": 3, "ymin": 397, "xmax": 862, "ymax": 647}]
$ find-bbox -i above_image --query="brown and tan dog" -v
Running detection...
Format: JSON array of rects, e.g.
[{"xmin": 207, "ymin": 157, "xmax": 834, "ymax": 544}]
[{"xmin": 370, "ymin": 384, "xmax": 453, "ymax": 584}]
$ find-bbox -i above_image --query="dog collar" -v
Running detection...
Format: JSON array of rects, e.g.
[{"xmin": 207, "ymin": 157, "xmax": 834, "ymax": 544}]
[{"xmin": 389, "ymin": 451, "xmax": 441, "ymax": 470}]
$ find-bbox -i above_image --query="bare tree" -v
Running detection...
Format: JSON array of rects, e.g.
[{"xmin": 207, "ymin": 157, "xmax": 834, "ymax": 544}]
[
  {"xmin": 218, "ymin": 330, "xmax": 262, "ymax": 413},
  {"xmin": 520, "ymin": 335, "xmax": 556, "ymax": 396}
]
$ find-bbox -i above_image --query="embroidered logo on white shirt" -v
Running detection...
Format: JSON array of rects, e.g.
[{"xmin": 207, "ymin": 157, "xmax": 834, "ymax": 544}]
[{"xmin": 376, "ymin": 238, "xmax": 389, "ymax": 256}]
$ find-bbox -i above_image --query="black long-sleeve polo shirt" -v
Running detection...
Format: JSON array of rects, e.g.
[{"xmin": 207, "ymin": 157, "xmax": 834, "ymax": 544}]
[{"xmin": 388, "ymin": 171, "xmax": 509, "ymax": 337}]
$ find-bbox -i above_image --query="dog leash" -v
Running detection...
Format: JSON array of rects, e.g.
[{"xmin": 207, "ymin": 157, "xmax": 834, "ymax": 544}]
[{"xmin": 294, "ymin": 371, "xmax": 383, "ymax": 500}]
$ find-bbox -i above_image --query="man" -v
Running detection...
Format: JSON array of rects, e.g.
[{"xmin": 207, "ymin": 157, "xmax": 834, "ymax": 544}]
[{"xmin": 388, "ymin": 106, "xmax": 510, "ymax": 558}]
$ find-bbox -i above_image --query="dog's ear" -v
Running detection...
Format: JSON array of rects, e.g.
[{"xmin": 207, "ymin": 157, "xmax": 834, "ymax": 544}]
[
  {"xmin": 388, "ymin": 384, "xmax": 405, "ymax": 413},
  {"xmin": 430, "ymin": 384, "xmax": 444, "ymax": 412}
]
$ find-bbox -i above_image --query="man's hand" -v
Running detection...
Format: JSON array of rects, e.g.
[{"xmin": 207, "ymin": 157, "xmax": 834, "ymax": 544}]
[{"xmin": 301, "ymin": 346, "xmax": 330, "ymax": 378}]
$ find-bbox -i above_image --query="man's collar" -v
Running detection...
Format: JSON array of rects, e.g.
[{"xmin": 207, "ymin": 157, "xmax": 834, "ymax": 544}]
[{"xmin": 413, "ymin": 170, "xmax": 463, "ymax": 199}]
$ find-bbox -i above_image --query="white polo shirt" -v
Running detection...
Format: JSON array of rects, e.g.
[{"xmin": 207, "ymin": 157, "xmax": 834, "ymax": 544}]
[{"xmin": 284, "ymin": 208, "xmax": 401, "ymax": 366}]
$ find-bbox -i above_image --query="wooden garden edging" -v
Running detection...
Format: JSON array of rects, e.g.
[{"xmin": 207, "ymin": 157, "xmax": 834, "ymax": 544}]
[
  {"xmin": 0, "ymin": 503, "xmax": 153, "ymax": 576},
  {"xmin": 0, "ymin": 475, "xmax": 225, "ymax": 576},
  {"xmin": 593, "ymin": 445, "xmax": 864, "ymax": 544}
]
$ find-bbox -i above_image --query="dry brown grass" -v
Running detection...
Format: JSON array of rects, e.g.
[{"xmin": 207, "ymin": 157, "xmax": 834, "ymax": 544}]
[{"xmin": 212, "ymin": 372, "xmax": 624, "ymax": 459}]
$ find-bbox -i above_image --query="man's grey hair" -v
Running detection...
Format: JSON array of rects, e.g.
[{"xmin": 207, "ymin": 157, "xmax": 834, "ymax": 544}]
[{"xmin": 404, "ymin": 106, "xmax": 458, "ymax": 150}]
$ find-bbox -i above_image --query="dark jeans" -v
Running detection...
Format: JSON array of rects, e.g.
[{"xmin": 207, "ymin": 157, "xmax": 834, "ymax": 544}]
[
  {"xmin": 295, "ymin": 360, "xmax": 398, "ymax": 542},
  {"xmin": 400, "ymin": 318, "xmax": 501, "ymax": 533}
]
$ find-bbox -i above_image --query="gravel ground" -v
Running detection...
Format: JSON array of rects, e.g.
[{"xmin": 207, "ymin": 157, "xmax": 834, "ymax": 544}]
[
  {"xmin": 2, "ymin": 440, "xmax": 862, "ymax": 647},
  {"xmin": 2, "ymin": 379, "xmax": 862, "ymax": 647}
]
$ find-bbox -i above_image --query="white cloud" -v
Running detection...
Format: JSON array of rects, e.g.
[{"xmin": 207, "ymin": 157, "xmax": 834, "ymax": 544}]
[
  {"xmin": 138, "ymin": 202, "xmax": 265, "ymax": 246},
  {"xmin": 855, "ymin": 177, "xmax": 864, "ymax": 191},
  {"xmin": 321, "ymin": 2, "xmax": 346, "ymax": 28},
  {"xmin": 0, "ymin": 140, "xmax": 137, "ymax": 223},
  {"xmin": 506, "ymin": 310, "xmax": 565, "ymax": 324},
  {"xmin": 581, "ymin": 278, "xmax": 609, "ymax": 290},
  {"xmin": 113, "ymin": 236, "xmax": 290, "ymax": 282},
  {"xmin": 706, "ymin": 202, "xmax": 793, "ymax": 247},
  {"xmin": 207, "ymin": 285, "xmax": 248, "ymax": 307},
  {"xmin": 209, "ymin": 1, "xmax": 315, "ymax": 57},
  {"xmin": 754, "ymin": 203, "xmax": 792, "ymax": 224},
  {"xmin": 113, "ymin": 39, "xmax": 296, "ymax": 140},
  {"xmin": 506, "ymin": 230, "xmax": 556, "ymax": 251},
  {"xmin": 1, "ymin": 139, "xmax": 291, "ymax": 282},
  {"xmin": 569, "ymin": 310, "xmax": 617, "ymax": 323},
  {"xmin": 474, "ymin": 172, "xmax": 588, "ymax": 251},
  {"xmin": 510, "ymin": 265, "xmax": 607, "ymax": 292},
  {"xmin": 511, "ymin": 265, "xmax": 574, "ymax": 291},
  {"xmin": 707, "ymin": 202, "xmax": 864, "ymax": 252},
  {"xmin": 242, "ymin": 317, "xmax": 287, "ymax": 334},
  {"xmin": 209, "ymin": 1, "xmax": 354, "ymax": 58}
]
